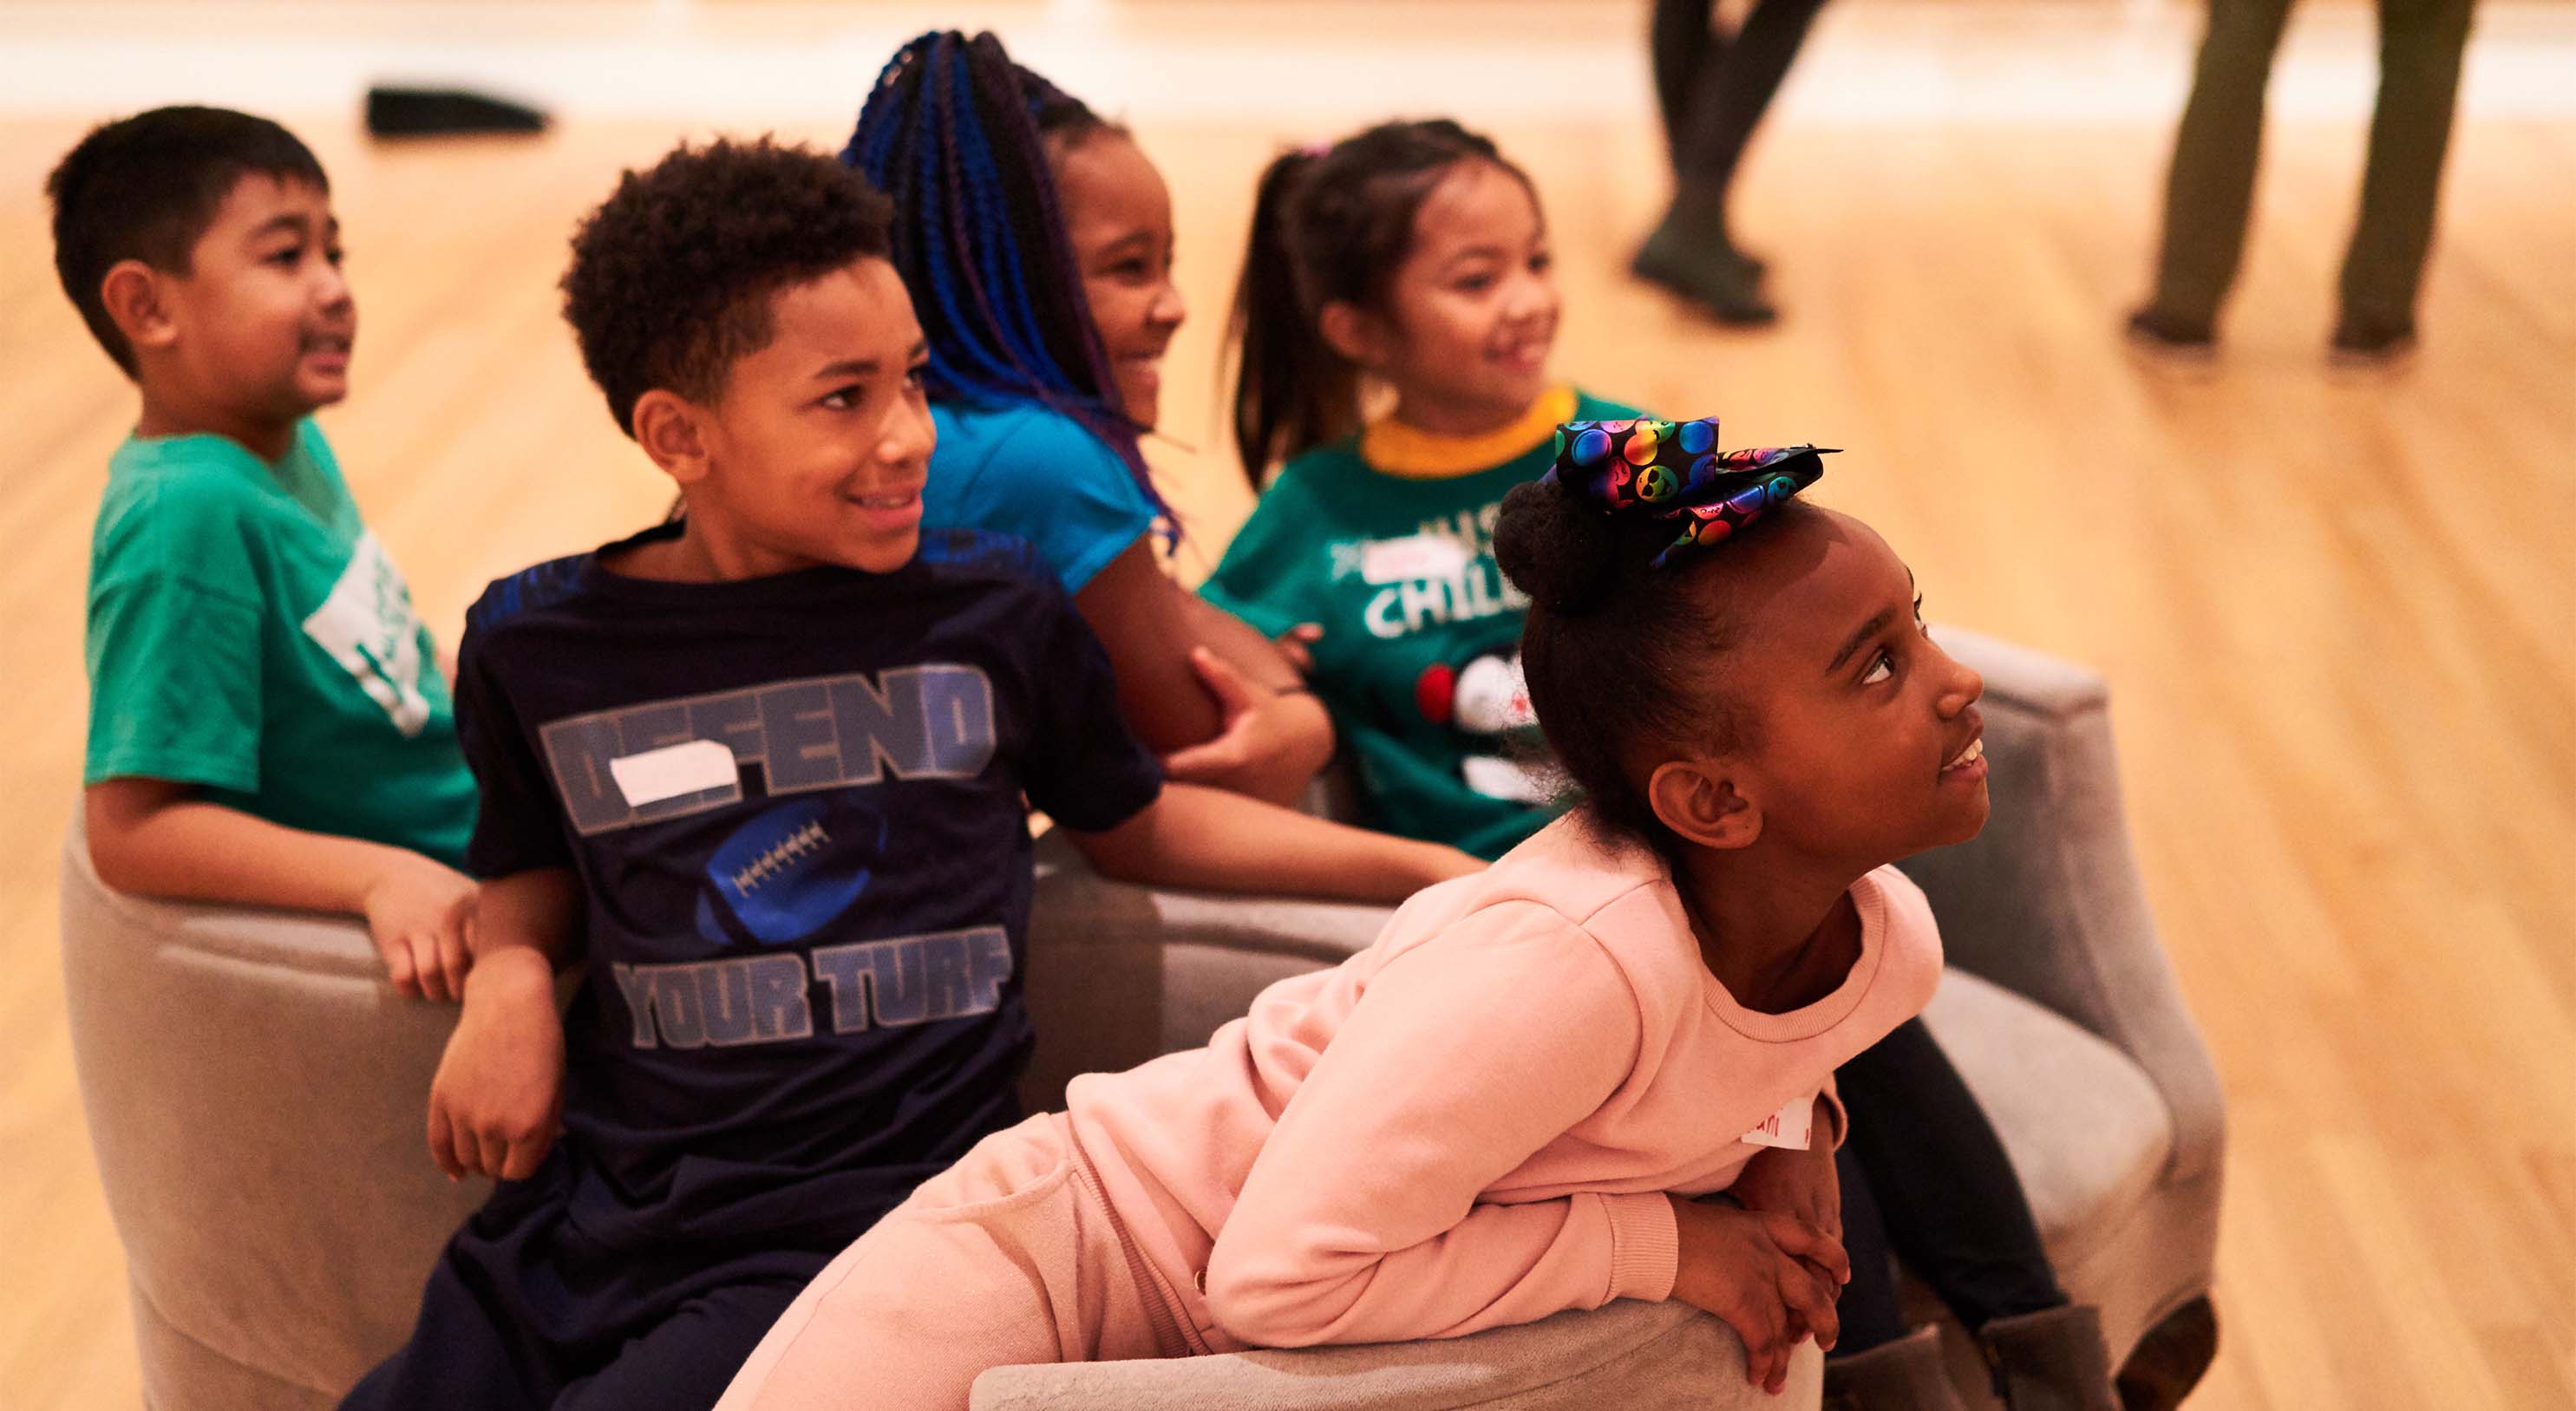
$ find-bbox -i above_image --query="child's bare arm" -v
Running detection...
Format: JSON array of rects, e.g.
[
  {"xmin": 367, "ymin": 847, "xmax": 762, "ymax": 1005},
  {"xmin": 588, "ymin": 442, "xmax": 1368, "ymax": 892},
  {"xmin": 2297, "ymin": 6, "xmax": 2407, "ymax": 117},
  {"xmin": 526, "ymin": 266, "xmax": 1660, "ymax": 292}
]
[
  {"xmin": 1156, "ymin": 648, "xmax": 1337, "ymax": 807},
  {"xmin": 427, "ymin": 868, "xmax": 579, "ymax": 1181},
  {"xmin": 1076, "ymin": 546, "xmax": 1328, "ymax": 794},
  {"xmin": 1062, "ymin": 781, "xmax": 1480, "ymax": 904},
  {"xmin": 85, "ymin": 777, "xmax": 476, "ymax": 1001}
]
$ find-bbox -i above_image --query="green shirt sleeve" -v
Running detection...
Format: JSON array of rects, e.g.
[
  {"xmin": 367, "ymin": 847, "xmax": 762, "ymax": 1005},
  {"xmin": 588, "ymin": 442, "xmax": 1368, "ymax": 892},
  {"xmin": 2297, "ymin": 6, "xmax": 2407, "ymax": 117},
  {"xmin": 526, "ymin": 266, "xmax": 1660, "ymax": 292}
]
[
  {"xmin": 83, "ymin": 464, "xmax": 271, "ymax": 791},
  {"xmin": 1198, "ymin": 467, "xmax": 1326, "ymax": 641},
  {"xmin": 84, "ymin": 570, "xmax": 265, "ymax": 790}
]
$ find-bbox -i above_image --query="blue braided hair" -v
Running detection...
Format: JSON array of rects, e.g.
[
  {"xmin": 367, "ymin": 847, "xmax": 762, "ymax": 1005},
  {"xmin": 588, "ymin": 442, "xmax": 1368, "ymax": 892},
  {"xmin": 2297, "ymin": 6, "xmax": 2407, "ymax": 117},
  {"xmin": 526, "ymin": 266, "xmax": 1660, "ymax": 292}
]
[{"xmin": 848, "ymin": 30, "xmax": 1174, "ymax": 539}]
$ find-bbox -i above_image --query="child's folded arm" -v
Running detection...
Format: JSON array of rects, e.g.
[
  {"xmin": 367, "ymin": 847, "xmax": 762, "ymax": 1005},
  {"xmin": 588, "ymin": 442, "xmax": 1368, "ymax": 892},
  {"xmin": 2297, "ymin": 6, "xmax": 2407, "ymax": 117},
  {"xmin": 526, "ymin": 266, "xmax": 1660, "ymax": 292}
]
[
  {"xmin": 1199, "ymin": 912, "xmax": 1670, "ymax": 1347},
  {"xmin": 1062, "ymin": 781, "xmax": 1479, "ymax": 905},
  {"xmin": 426, "ymin": 866, "xmax": 576, "ymax": 1183},
  {"xmin": 83, "ymin": 776, "xmax": 476, "ymax": 1002}
]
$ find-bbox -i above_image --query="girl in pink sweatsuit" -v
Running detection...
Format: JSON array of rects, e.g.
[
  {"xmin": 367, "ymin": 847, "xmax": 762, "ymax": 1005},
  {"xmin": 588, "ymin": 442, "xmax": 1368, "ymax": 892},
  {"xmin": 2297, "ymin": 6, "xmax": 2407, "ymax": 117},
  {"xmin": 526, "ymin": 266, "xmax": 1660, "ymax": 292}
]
[{"xmin": 720, "ymin": 419, "xmax": 1993, "ymax": 1408}]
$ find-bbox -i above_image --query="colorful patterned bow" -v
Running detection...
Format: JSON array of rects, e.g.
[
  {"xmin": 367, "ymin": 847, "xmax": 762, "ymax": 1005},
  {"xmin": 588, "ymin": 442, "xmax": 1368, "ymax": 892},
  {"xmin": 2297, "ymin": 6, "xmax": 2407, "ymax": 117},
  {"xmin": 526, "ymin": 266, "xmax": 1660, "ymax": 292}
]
[{"xmin": 1543, "ymin": 417, "xmax": 1834, "ymax": 569}]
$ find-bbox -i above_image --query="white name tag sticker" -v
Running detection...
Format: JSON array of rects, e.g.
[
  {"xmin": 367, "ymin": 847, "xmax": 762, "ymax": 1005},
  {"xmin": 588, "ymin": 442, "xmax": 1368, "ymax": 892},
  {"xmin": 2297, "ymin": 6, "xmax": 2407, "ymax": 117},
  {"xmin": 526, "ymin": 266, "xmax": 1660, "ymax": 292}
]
[
  {"xmin": 609, "ymin": 739, "xmax": 738, "ymax": 807},
  {"xmin": 1740, "ymin": 1095, "xmax": 1815, "ymax": 1151},
  {"xmin": 1361, "ymin": 533, "xmax": 1471, "ymax": 585}
]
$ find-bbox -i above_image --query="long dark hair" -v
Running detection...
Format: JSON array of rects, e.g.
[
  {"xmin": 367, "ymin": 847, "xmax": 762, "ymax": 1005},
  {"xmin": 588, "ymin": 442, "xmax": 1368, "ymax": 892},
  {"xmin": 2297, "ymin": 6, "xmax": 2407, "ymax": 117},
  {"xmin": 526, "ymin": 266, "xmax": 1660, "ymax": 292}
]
[
  {"xmin": 847, "ymin": 31, "xmax": 1169, "ymax": 529},
  {"xmin": 1227, "ymin": 118, "xmax": 1531, "ymax": 487}
]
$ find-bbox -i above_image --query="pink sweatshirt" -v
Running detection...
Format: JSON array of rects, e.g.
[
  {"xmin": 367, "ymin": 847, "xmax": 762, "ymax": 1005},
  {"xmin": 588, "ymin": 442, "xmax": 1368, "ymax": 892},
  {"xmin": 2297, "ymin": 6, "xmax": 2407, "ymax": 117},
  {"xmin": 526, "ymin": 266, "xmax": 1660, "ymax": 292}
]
[{"xmin": 1062, "ymin": 815, "xmax": 1945, "ymax": 1353}]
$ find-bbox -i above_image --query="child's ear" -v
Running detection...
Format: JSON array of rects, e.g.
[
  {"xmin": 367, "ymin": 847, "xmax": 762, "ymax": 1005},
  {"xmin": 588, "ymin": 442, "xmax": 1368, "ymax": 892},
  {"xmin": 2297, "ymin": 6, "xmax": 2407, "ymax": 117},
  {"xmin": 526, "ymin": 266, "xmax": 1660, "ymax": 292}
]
[
  {"xmin": 1317, "ymin": 300, "xmax": 1387, "ymax": 370},
  {"xmin": 1646, "ymin": 759, "xmax": 1762, "ymax": 851},
  {"xmin": 631, "ymin": 389, "xmax": 714, "ymax": 487},
  {"xmin": 100, "ymin": 259, "xmax": 177, "ymax": 356}
]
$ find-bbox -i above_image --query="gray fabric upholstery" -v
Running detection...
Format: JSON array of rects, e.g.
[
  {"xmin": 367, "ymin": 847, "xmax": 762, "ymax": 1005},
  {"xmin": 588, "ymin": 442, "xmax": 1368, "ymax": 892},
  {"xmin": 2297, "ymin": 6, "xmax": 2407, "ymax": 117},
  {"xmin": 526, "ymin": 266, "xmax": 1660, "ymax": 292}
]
[
  {"xmin": 57, "ymin": 626, "xmax": 2219, "ymax": 1411},
  {"xmin": 971, "ymin": 1301, "xmax": 1822, "ymax": 1411},
  {"xmin": 58, "ymin": 829, "xmax": 487, "ymax": 1409},
  {"xmin": 1900, "ymin": 630, "xmax": 2226, "ymax": 1192}
]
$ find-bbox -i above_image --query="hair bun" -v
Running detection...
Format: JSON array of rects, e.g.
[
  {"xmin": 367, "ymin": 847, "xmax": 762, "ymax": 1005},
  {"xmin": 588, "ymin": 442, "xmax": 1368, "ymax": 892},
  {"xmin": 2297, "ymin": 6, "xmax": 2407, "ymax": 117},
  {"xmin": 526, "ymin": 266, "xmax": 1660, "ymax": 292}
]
[{"xmin": 1495, "ymin": 477, "xmax": 1623, "ymax": 615}]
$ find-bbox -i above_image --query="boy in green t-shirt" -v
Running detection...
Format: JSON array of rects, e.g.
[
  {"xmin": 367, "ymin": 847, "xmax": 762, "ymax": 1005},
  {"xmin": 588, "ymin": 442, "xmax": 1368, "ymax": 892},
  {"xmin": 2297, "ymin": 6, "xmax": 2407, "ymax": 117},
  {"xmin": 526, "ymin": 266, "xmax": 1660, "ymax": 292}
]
[{"xmin": 49, "ymin": 107, "xmax": 480, "ymax": 999}]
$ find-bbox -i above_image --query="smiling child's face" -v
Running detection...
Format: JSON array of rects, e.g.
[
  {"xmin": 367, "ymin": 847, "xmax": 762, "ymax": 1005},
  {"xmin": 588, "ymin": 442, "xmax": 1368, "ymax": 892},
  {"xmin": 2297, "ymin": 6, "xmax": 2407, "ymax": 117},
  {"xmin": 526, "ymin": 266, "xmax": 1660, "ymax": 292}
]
[
  {"xmin": 158, "ymin": 172, "xmax": 356, "ymax": 425},
  {"xmin": 1684, "ymin": 509, "xmax": 1991, "ymax": 867},
  {"xmin": 688, "ymin": 257, "xmax": 937, "ymax": 577},
  {"xmin": 1370, "ymin": 159, "xmax": 1559, "ymax": 432},
  {"xmin": 1054, "ymin": 130, "xmax": 1186, "ymax": 430}
]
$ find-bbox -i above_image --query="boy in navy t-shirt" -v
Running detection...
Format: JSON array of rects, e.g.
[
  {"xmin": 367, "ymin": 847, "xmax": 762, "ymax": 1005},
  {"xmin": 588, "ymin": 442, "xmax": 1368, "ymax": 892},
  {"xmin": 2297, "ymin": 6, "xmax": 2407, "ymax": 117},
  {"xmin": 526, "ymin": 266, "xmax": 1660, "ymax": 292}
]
[{"xmin": 343, "ymin": 140, "xmax": 1479, "ymax": 1411}]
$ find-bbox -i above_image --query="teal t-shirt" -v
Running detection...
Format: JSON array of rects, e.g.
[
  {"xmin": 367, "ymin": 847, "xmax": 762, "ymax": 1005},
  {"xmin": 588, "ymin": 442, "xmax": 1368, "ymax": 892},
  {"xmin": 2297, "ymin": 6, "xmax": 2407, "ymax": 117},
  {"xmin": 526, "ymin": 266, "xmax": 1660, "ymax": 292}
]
[
  {"xmin": 922, "ymin": 399, "xmax": 1159, "ymax": 595},
  {"xmin": 83, "ymin": 419, "xmax": 477, "ymax": 867},
  {"xmin": 1201, "ymin": 389, "xmax": 1647, "ymax": 859}
]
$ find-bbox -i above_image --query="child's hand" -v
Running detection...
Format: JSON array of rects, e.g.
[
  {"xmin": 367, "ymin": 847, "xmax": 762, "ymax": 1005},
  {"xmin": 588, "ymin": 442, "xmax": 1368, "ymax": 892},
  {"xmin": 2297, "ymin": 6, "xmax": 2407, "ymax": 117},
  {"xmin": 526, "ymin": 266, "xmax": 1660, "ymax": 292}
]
[
  {"xmin": 1668, "ymin": 1194, "xmax": 1849, "ymax": 1396},
  {"xmin": 360, "ymin": 852, "xmax": 478, "ymax": 1002},
  {"xmin": 1161, "ymin": 647, "xmax": 1336, "ymax": 806},
  {"xmin": 427, "ymin": 950, "xmax": 564, "ymax": 1182},
  {"xmin": 1728, "ymin": 1110, "xmax": 1841, "ymax": 1242},
  {"xmin": 1275, "ymin": 623, "xmax": 1324, "ymax": 674}
]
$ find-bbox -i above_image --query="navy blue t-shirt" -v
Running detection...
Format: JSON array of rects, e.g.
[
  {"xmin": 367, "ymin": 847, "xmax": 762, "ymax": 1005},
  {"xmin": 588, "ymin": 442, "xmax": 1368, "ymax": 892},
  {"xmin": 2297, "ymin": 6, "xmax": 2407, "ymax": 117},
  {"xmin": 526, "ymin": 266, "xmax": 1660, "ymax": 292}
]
[{"xmin": 450, "ymin": 523, "xmax": 1162, "ymax": 1251}]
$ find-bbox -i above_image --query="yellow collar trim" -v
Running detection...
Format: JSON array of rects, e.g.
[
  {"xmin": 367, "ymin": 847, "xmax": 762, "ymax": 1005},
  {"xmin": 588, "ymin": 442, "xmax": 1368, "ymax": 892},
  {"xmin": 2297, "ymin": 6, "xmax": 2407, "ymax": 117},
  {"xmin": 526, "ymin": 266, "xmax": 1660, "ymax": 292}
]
[{"xmin": 1358, "ymin": 386, "xmax": 1578, "ymax": 480}]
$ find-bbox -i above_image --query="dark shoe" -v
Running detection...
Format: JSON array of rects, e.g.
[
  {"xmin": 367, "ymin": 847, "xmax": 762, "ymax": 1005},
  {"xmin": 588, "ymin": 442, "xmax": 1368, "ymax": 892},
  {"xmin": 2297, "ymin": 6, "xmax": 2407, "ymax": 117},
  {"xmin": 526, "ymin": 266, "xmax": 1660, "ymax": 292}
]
[
  {"xmin": 1632, "ymin": 219, "xmax": 1777, "ymax": 327},
  {"xmin": 2114, "ymin": 1296, "xmax": 2219, "ymax": 1411},
  {"xmin": 2123, "ymin": 308, "xmax": 2216, "ymax": 361},
  {"xmin": 1824, "ymin": 1325, "xmax": 1971, "ymax": 1411},
  {"xmin": 2330, "ymin": 316, "xmax": 2419, "ymax": 367},
  {"xmin": 1980, "ymin": 1305, "xmax": 2117, "ymax": 1411}
]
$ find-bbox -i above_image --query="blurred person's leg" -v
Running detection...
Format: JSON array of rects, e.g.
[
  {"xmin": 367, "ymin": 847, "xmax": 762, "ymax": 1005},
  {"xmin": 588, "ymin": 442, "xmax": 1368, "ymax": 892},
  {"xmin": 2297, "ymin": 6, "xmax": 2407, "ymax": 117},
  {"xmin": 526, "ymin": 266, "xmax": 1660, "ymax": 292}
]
[
  {"xmin": 1635, "ymin": 0, "xmax": 1830, "ymax": 322},
  {"xmin": 2140, "ymin": 0, "xmax": 2298, "ymax": 336},
  {"xmin": 1651, "ymin": 0, "xmax": 1722, "ymax": 158},
  {"xmin": 2334, "ymin": 0, "xmax": 2477, "ymax": 347}
]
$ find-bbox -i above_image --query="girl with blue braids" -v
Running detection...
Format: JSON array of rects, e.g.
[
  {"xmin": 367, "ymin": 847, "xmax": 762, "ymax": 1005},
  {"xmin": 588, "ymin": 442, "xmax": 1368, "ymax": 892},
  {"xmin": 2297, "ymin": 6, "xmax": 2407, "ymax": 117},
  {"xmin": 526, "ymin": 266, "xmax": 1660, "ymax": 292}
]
[{"xmin": 847, "ymin": 31, "xmax": 1333, "ymax": 806}]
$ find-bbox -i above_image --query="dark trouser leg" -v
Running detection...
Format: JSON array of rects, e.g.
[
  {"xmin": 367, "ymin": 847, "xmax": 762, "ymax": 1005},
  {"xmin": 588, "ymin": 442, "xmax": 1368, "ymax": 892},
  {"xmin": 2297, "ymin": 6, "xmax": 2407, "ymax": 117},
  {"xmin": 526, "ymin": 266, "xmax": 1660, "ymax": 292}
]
[
  {"xmin": 339, "ymin": 1234, "xmax": 556, "ymax": 1411},
  {"xmin": 553, "ymin": 1277, "xmax": 811, "ymax": 1411},
  {"xmin": 1829, "ymin": 1140, "xmax": 1910, "ymax": 1357},
  {"xmin": 1650, "ymin": 0, "xmax": 1722, "ymax": 159},
  {"xmin": 1665, "ymin": 0, "xmax": 1834, "ymax": 241},
  {"xmin": 1636, "ymin": 0, "xmax": 1829, "ymax": 317},
  {"xmin": 2146, "ymin": 0, "xmax": 2298, "ymax": 329},
  {"xmin": 2337, "ymin": 0, "xmax": 2477, "ymax": 330},
  {"xmin": 1839, "ymin": 1018, "xmax": 2068, "ymax": 1334}
]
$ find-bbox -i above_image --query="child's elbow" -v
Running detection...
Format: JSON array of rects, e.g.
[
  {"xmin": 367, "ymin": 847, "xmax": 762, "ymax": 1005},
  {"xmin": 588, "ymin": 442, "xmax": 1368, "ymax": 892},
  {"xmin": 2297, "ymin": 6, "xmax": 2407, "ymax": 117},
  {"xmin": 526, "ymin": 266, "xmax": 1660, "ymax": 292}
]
[
  {"xmin": 1060, "ymin": 809, "xmax": 1161, "ymax": 885},
  {"xmin": 82, "ymin": 808, "xmax": 147, "ymax": 894},
  {"xmin": 85, "ymin": 830, "xmax": 141, "ymax": 894},
  {"xmin": 1200, "ymin": 1250, "xmax": 1344, "ymax": 1349}
]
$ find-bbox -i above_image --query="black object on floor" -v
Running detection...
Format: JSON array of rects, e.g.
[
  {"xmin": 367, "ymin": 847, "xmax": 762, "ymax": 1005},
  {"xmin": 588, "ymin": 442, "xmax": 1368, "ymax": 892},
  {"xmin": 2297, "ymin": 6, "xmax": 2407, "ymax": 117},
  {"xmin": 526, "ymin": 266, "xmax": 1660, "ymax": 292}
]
[
  {"xmin": 2123, "ymin": 308, "xmax": 2218, "ymax": 361},
  {"xmin": 366, "ymin": 86, "xmax": 550, "ymax": 139},
  {"xmin": 2330, "ymin": 317, "xmax": 2420, "ymax": 366}
]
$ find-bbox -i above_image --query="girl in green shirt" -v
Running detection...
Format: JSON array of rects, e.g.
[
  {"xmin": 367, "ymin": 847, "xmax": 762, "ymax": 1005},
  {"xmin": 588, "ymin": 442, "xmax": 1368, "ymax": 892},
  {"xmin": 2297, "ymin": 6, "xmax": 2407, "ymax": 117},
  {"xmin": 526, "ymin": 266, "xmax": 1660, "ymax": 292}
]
[{"xmin": 1206, "ymin": 118, "xmax": 1647, "ymax": 859}]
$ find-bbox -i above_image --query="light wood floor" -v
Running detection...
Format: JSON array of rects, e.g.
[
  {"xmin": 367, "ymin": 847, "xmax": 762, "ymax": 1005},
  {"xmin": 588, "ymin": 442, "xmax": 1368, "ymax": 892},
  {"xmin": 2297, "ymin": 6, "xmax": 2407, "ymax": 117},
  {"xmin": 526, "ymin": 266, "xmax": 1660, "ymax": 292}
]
[{"xmin": 4, "ymin": 15, "xmax": 2573, "ymax": 1411}]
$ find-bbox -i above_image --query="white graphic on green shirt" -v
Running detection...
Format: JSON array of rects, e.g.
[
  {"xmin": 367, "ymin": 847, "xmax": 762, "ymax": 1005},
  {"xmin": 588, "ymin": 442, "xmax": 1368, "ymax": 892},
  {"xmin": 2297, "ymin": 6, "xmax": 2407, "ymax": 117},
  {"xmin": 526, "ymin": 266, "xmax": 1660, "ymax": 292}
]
[
  {"xmin": 301, "ymin": 530, "xmax": 431, "ymax": 737},
  {"xmin": 1332, "ymin": 503, "xmax": 1531, "ymax": 642}
]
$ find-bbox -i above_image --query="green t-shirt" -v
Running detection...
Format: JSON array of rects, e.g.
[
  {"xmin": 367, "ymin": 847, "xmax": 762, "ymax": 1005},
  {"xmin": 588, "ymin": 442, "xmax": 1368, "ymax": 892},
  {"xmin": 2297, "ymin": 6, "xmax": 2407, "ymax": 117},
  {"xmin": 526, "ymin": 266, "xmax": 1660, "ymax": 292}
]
[
  {"xmin": 1202, "ymin": 388, "xmax": 1646, "ymax": 859},
  {"xmin": 83, "ymin": 419, "xmax": 477, "ymax": 867}
]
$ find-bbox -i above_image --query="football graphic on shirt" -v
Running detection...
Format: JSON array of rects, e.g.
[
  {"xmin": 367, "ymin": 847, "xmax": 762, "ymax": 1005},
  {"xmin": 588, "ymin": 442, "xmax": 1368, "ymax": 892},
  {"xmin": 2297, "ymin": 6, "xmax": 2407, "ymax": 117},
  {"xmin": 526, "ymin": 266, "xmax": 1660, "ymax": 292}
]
[{"xmin": 693, "ymin": 796, "xmax": 888, "ymax": 948}]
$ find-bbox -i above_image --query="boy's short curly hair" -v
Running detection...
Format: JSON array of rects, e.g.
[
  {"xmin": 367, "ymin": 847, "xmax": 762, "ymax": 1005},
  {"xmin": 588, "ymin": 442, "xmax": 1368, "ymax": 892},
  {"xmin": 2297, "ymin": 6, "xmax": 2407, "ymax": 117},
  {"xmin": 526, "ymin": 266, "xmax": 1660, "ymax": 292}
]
[
  {"xmin": 561, "ymin": 137, "xmax": 895, "ymax": 435},
  {"xmin": 46, "ymin": 106, "xmax": 329, "ymax": 378}
]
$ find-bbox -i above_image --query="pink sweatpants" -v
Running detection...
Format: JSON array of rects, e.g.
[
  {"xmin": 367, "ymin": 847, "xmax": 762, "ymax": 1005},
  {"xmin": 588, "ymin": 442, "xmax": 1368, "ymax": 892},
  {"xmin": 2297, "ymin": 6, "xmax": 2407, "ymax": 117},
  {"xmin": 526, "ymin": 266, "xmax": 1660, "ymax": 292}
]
[{"xmin": 715, "ymin": 1114, "xmax": 1205, "ymax": 1411}]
